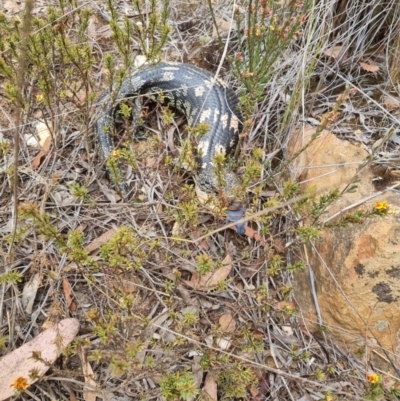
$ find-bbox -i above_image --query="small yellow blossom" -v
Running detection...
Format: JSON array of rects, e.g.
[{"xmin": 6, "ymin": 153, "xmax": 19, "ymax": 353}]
[
  {"xmin": 374, "ymin": 201, "xmax": 388, "ymax": 211},
  {"xmin": 112, "ymin": 150, "xmax": 120, "ymax": 157},
  {"xmin": 36, "ymin": 94, "xmax": 43, "ymax": 102},
  {"xmin": 10, "ymin": 376, "xmax": 29, "ymax": 391},
  {"xmin": 367, "ymin": 372, "xmax": 381, "ymax": 384}
]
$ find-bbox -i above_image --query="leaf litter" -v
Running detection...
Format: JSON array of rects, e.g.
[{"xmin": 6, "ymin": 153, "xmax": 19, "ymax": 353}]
[{"xmin": 0, "ymin": 0, "xmax": 399, "ymax": 400}]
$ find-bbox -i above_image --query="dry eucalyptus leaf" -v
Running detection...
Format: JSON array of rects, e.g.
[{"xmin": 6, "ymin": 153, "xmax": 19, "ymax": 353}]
[
  {"xmin": 383, "ymin": 95, "xmax": 400, "ymax": 110},
  {"xmin": 99, "ymin": 183, "xmax": 120, "ymax": 203},
  {"xmin": 62, "ymin": 277, "xmax": 77, "ymax": 312},
  {"xmin": 203, "ymin": 373, "xmax": 218, "ymax": 401},
  {"xmin": 85, "ymin": 228, "xmax": 118, "ymax": 253},
  {"xmin": 276, "ymin": 300, "xmax": 296, "ymax": 310},
  {"xmin": 359, "ymin": 60, "xmax": 379, "ymax": 73},
  {"xmin": 107, "ymin": 277, "xmax": 139, "ymax": 294},
  {"xmin": 0, "ymin": 318, "xmax": 79, "ymax": 401},
  {"xmin": 183, "ymin": 253, "xmax": 232, "ymax": 290},
  {"xmin": 22, "ymin": 273, "xmax": 41, "ymax": 314},
  {"xmin": 76, "ymin": 89, "xmax": 87, "ymax": 106},
  {"xmin": 235, "ymin": 225, "xmax": 266, "ymax": 244},
  {"xmin": 192, "ymin": 355, "xmax": 203, "ymax": 388},
  {"xmin": 323, "ymin": 45, "xmax": 345, "ymax": 59},
  {"xmin": 218, "ymin": 313, "xmax": 236, "ymax": 333},
  {"xmin": 52, "ymin": 190, "xmax": 76, "ymax": 206},
  {"xmin": 78, "ymin": 344, "xmax": 100, "ymax": 401},
  {"xmin": 31, "ymin": 135, "xmax": 52, "ymax": 169},
  {"xmin": 167, "ymin": 126, "xmax": 178, "ymax": 155},
  {"xmin": 249, "ymin": 384, "xmax": 261, "ymax": 398}
]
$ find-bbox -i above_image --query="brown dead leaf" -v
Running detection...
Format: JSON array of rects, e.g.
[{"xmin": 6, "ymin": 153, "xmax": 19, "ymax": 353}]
[
  {"xmin": 384, "ymin": 95, "xmax": 400, "ymax": 110},
  {"xmin": 62, "ymin": 278, "xmax": 77, "ymax": 312},
  {"xmin": 183, "ymin": 253, "xmax": 232, "ymax": 291},
  {"xmin": 192, "ymin": 230, "xmax": 210, "ymax": 250},
  {"xmin": 199, "ymin": 239, "xmax": 210, "ymax": 251},
  {"xmin": 99, "ymin": 183, "xmax": 121, "ymax": 203},
  {"xmin": 250, "ymin": 369, "xmax": 270, "ymax": 401},
  {"xmin": 240, "ymin": 259, "xmax": 264, "ymax": 279},
  {"xmin": 359, "ymin": 60, "xmax": 379, "ymax": 73},
  {"xmin": 84, "ymin": 228, "xmax": 117, "ymax": 253},
  {"xmin": 107, "ymin": 277, "xmax": 139, "ymax": 293},
  {"xmin": 250, "ymin": 385, "xmax": 260, "ymax": 398},
  {"xmin": 77, "ymin": 344, "xmax": 100, "ymax": 401},
  {"xmin": 31, "ymin": 135, "xmax": 52, "ymax": 169},
  {"xmin": 203, "ymin": 373, "xmax": 218, "ymax": 401},
  {"xmin": 323, "ymin": 45, "xmax": 345, "ymax": 59},
  {"xmin": 76, "ymin": 89, "xmax": 87, "ymax": 106},
  {"xmin": 63, "ymin": 383, "xmax": 78, "ymax": 401},
  {"xmin": 219, "ymin": 313, "xmax": 236, "ymax": 333},
  {"xmin": 273, "ymin": 238, "xmax": 285, "ymax": 253},
  {"xmin": 167, "ymin": 126, "xmax": 178, "ymax": 156},
  {"xmin": 0, "ymin": 318, "xmax": 79, "ymax": 401},
  {"xmin": 233, "ymin": 225, "xmax": 266, "ymax": 244},
  {"xmin": 76, "ymin": 223, "xmax": 88, "ymax": 232},
  {"xmin": 276, "ymin": 300, "xmax": 296, "ymax": 310}
]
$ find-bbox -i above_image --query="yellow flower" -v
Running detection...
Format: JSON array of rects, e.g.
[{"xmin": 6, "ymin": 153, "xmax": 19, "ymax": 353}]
[
  {"xmin": 374, "ymin": 201, "xmax": 388, "ymax": 211},
  {"xmin": 367, "ymin": 372, "xmax": 381, "ymax": 384},
  {"xmin": 112, "ymin": 150, "xmax": 120, "ymax": 157},
  {"xmin": 10, "ymin": 376, "xmax": 29, "ymax": 391},
  {"xmin": 36, "ymin": 93, "xmax": 43, "ymax": 102}
]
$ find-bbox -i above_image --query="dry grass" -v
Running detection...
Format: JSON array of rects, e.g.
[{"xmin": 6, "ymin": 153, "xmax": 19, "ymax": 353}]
[{"xmin": 1, "ymin": 0, "xmax": 400, "ymax": 400}]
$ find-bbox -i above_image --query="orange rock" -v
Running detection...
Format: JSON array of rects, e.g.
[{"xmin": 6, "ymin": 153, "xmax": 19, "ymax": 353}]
[{"xmin": 288, "ymin": 125, "xmax": 400, "ymax": 371}]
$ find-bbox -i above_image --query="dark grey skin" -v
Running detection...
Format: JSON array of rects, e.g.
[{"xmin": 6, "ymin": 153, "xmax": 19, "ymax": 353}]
[{"xmin": 95, "ymin": 62, "xmax": 246, "ymax": 233}]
